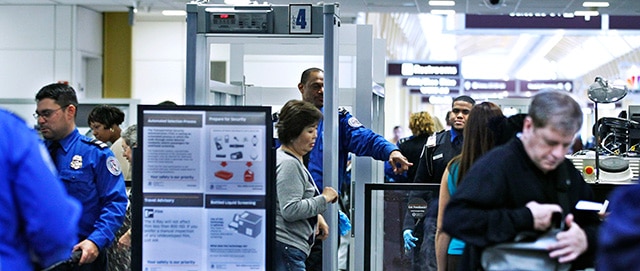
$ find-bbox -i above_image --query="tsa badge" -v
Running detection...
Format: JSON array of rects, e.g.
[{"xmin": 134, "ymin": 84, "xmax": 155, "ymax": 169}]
[
  {"xmin": 70, "ymin": 155, "xmax": 83, "ymax": 169},
  {"xmin": 106, "ymin": 156, "xmax": 122, "ymax": 176}
]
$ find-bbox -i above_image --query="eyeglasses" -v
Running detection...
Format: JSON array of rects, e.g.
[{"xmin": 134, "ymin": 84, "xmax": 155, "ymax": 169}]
[
  {"xmin": 33, "ymin": 105, "xmax": 68, "ymax": 120},
  {"xmin": 452, "ymin": 108, "xmax": 470, "ymax": 115}
]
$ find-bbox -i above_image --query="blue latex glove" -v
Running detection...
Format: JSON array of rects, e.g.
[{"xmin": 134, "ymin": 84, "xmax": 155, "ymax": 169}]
[
  {"xmin": 338, "ymin": 210, "xmax": 352, "ymax": 236},
  {"xmin": 403, "ymin": 229, "xmax": 418, "ymax": 251}
]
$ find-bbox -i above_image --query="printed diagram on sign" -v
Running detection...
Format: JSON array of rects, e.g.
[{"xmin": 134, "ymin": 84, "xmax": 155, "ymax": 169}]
[
  {"xmin": 213, "ymin": 161, "xmax": 255, "ymax": 182},
  {"xmin": 208, "ymin": 129, "xmax": 264, "ymax": 193},
  {"xmin": 211, "ymin": 132, "xmax": 261, "ymax": 161},
  {"xmin": 228, "ymin": 211, "xmax": 262, "ymax": 238}
]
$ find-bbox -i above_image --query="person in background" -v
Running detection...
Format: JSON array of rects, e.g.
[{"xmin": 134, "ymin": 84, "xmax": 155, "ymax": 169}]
[
  {"xmin": 384, "ymin": 111, "xmax": 436, "ymax": 269},
  {"xmin": 298, "ymin": 67, "xmax": 412, "ymax": 271},
  {"xmin": 275, "ymin": 99, "xmax": 339, "ymax": 271},
  {"xmin": 402, "ymin": 96, "xmax": 475, "ymax": 271},
  {"xmin": 433, "ymin": 115, "xmax": 445, "ymax": 133},
  {"xmin": 597, "ymin": 184, "xmax": 640, "ymax": 271},
  {"xmin": 157, "ymin": 100, "xmax": 178, "ymax": 106},
  {"xmin": 442, "ymin": 91, "xmax": 600, "ymax": 270},
  {"xmin": 390, "ymin": 125, "xmax": 404, "ymax": 144},
  {"xmin": 435, "ymin": 102, "xmax": 504, "ymax": 271},
  {"xmin": 35, "ymin": 83, "xmax": 128, "ymax": 271},
  {"xmin": 445, "ymin": 111, "xmax": 454, "ymax": 129},
  {"xmin": 87, "ymin": 105, "xmax": 130, "ymax": 182},
  {"xmin": 0, "ymin": 108, "xmax": 80, "ymax": 271},
  {"xmin": 385, "ymin": 111, "xmax": 437, "ymax": 183},
  {"xmin": 108, "ymin": 124, "xmax": 137, "ymax": 270}
]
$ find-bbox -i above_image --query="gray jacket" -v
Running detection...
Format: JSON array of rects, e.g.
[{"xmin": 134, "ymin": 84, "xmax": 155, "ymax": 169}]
[{"xmin": 275, "ymin": 148, "xmax": 328, "ymax": 255}]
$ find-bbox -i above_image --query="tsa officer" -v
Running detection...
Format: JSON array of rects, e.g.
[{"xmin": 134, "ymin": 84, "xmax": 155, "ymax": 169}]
[
  {"xmin": 0, "ymin": 108, "xmax": 81, "ymax": 270},
  {"xmin": 35, "ymin": 83, "xmax": 128, "ymax": 271},
  {"xmin": 298, "ymin": 67, "xmax": 412, "ymax": 270}
]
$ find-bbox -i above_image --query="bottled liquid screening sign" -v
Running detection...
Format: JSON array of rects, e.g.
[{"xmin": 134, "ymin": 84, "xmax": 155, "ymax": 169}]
[{"xmin": 135, "ymin": 106, "xmax": 274, "ymax": 271}]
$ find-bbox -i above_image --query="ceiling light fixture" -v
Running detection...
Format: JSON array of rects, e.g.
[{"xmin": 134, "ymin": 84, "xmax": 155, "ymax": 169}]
[
  {"xmin": 574, "ymin": 10, "xmax": 599, "ymax": 16},
  {"xmin": 429, "ymin": 1, "xmax": 455, "ymax": 7},
  {"xmin": 224, "ymin": 0, "xmax": 251, "ymax": 4},
  {"xmin": 583, "ymin": 2, "xmax": 610, "ymax": 8},
  {"xmin": 430, "ymin": 9, "xmax": 456, "ymax": 15},
  {"xmin": 162, "ymin": 10, "xmax": 187, "ymax": 16}
]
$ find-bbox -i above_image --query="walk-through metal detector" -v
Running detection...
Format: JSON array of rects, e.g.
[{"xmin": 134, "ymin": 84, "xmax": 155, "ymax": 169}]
[{"xmin": 184, "ymin": 2, "xmax": 388, "ymax": 270}]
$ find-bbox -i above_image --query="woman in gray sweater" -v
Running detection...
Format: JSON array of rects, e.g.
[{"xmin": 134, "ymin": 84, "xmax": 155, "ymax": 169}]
[{"xmin": 275, "ymin": 99, "xmax": 339, "ymax": 271}]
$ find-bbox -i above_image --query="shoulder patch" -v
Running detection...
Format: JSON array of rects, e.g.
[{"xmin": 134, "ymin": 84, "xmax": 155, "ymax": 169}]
[
  {"xmin": 347, "ymin": 116, "xmax": 363, "ymax": 128},
  {"xmin": 106, "ymin": 156, "xmax": 122, "ymax": 176},
  {"xmin": 426, "ymin": 134, "xmax": 437, "ymax": 148},
  {"xmin": 90, "ymin": 139, "xmax": 109, "ymax": 149}
]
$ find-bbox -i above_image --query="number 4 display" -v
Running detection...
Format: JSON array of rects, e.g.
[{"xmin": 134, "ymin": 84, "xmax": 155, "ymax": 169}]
[{"xmin": 289, "ymin": 4, "xmax": 312, "ymax": 34}]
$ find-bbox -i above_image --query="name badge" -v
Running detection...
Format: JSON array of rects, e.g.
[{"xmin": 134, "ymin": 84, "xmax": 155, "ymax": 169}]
[{"xmin": 433, "ymin": 153, "xmax": 443, "ymax": 160}]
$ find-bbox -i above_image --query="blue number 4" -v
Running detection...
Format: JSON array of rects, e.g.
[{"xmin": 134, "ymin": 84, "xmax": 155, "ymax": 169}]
[{"xmin": 295, "ymin": 8, "xmax": 307, "ymax": 29}]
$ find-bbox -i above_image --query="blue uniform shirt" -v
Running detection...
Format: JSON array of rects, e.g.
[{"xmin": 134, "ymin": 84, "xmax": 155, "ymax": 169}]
[
  {"xmin": 47, "ymin": 128, "xmax": 128, "ymax": 250},
  {"xmin": 597, "ymin": 184, "xmax": 640, "ymax": 271},
  {"xmin": 0, "ymin": 109, "xmax": 81, "ymax": 270},
  {"xmin": 307, "ymin": 107, "xmax": 398, "ymax": 189}
]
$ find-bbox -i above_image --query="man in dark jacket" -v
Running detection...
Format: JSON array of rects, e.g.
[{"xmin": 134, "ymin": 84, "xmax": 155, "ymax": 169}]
[
  {"xmin": 402, "ymin": 96, "xmax": 475, "ymax": 271},
  {"xmin": 443, "ymin": 91, "xmax": 599, "ymax": 270}
]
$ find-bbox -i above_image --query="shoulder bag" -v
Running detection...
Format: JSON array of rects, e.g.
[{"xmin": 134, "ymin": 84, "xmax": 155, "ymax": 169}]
[{"xmin": 481, "ymin": 164, "xmax": 573, "ymax": 271}]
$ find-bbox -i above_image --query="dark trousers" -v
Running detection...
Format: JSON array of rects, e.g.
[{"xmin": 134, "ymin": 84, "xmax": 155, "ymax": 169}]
[{"xmin": 305, "ymin": 240, "xmax": 323, "ymax": 271}]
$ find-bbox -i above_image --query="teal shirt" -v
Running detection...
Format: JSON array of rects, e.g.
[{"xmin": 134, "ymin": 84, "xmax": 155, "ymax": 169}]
[{"xmin": 446, "ymin": 162, "xmax": 465, "ymax": 255}]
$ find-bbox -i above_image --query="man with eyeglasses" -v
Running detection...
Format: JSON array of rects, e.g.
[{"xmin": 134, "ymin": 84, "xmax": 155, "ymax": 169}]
[
  {"xmin": 35, "ymin": 83, "xmax": 128, "ymax": 271},
  {"xmin": 402, "ymin": 95, "xmax": 475, "ymax": 271}
]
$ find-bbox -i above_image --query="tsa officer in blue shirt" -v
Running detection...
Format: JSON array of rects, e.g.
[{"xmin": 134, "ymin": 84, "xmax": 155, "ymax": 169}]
[
  {"xmin": 0, "ymin": 108, "xmax": 81, "ymax": 271},
  {"xmin": 35, "ymin": 83, "xmax": 128, "ymax": 271},
  {"xmin": 299, "ymin": 67, "xmax": 411, "ymax": 191},
  {"xmin": 298, "ymin": 68, "xmax": 412, "ymax": 270}
]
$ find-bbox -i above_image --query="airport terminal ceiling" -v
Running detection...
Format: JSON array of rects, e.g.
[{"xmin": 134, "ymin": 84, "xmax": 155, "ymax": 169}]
[{"xmin": 6, "ymin": 0, "xmax": 640, "ymax": 85}]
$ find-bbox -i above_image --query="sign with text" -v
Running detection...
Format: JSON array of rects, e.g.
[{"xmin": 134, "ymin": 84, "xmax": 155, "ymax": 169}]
[
  {"xmin": 463, "ymin": 79, "xmax": 517, "ymax": 92},
  {"xmin": 133, "ymin": 105, "xmax": 275, "ymax": 271},
  {"xmin": 465, "ymin": 14, "xmax": 601, "ymax": 30},
  {"xmin": 388, "ymin": 62, "xmax": 460, "ymax": 77},
  {"xmin": 289, "ymin": 4, "xmax": 312, "ymax": 34},
  {"xmin": 519, "ymin": 80, "xmax": 573, "ymax": 92}
]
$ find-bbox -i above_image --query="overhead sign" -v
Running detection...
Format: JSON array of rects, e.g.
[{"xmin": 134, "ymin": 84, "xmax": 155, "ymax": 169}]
[
  {"xmin": 520, "ymin": 80, "xmax": 573, "ymax": 92},
  {"xmin": 388, "ymin": 62, "xmax": 460, "ymax": 77},
  {"xmin": 465, "ymin": 14, "xmax": 601, "ymax": 30},
  {"xmin": 463, "ymin": 79, "xmax": 516, "ymax": 92}
]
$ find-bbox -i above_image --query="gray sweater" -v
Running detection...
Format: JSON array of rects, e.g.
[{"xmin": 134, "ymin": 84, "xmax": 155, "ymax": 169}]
[{"xmin": 275, "ymin": 148, "xmax": 328, "ymax": 255}]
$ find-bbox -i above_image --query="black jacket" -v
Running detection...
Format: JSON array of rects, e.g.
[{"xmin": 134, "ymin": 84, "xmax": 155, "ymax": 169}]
[
  {"xmin": 403, "ymin": 130, "xmax": 462, "ymax": 231},
  {"xmin": 396, "ymin": 134, "xmax": 429, "ymax": 183},
  {"xmin": 443, "ymin": 138, "xmax": 599, "ymax": 271}
]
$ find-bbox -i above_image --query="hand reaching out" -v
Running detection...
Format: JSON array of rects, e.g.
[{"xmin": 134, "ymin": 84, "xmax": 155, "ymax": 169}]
[{"xmin": 388, "ymin": 150, "xmax": 413, "ymax": 175}]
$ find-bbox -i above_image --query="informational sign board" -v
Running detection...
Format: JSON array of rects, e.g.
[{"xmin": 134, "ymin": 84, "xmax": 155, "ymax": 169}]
[{"xmin": 132, "ymin": 105, "xmax": 274, "ymax": 271}]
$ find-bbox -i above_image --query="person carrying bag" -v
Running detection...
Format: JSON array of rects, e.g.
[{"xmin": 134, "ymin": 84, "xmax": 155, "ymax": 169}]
[
  {"xmin": 481, "ymin": 163, "xmax": 574, "ymax": 271},
  {"xmin": 481, "ymin": 212, "xmax": 570, "ymax": 271}
]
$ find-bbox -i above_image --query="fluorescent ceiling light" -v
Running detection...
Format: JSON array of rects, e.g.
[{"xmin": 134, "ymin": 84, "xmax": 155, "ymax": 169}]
[
  {"xmin": 429, "ymin": 1, "xmax": 455, "ymax": 7},
  {"xmin": 583, "ymin": 2, "xmax": 610, "ymax": 8},
  {"xmin": 162, "ymin": 10, "xmax": 187, "ymax": 16},
  {"xmin": 224, "ymin": 0, "xmax": 251, "ymax": 4},
  {"xmin": 430, "ymin": 9, "xmax": 456, "ymax": 15},
  {"xmin": 574, "ymin": 10, "xmax": 599, "ymax": 16}
]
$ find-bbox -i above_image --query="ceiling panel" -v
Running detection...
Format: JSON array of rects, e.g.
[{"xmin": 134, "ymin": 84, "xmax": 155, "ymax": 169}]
[
  {"xmin": 1, "ymin": 0, "xmax": 639, "ymax": 81},
  {"xmin": 1, "ymin": 0, "xmax": 639, "ymax": 15}
]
